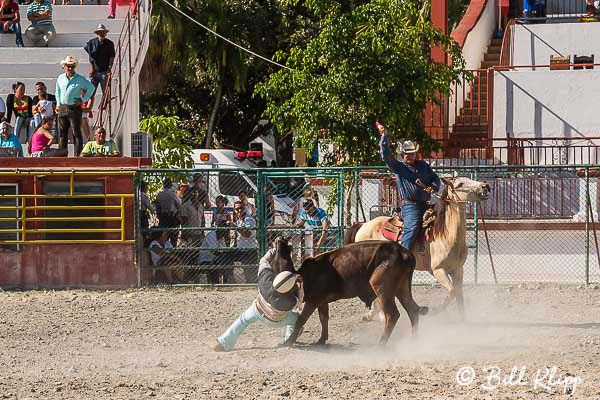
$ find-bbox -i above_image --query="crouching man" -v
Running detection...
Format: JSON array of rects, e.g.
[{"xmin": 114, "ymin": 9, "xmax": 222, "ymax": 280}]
[{"xmin": 208, "ymin": 245, "xmax": 302, "ymax": 352}]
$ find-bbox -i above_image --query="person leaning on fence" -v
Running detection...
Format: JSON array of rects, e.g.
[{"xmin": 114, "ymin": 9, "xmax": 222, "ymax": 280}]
[
  {"xmin": 208, "ymin": 245, "xmax": 303, "ymax": 352},
  {"xmin": 155, "ymin": 178, "xmax": 181, "ymax": 246},
  {"xmin": 378, "ymin": 122, "xmax": 440, "ymax": 252},
  {"xmin": 295, "ymin": 200, "xmax": 330, "ymax": 253},
  {"xmin": 140, "ymin": 180, "xmax": 155, "ymax": 232},
  {"xmin": 233, "ymin": 200, "xmax": 258, "ymax": 283}
]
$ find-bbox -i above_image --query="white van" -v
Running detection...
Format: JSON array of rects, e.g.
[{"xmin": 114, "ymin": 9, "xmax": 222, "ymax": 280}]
[{"xmin": 190, "ymin": 149, "xmax": 302, "ymax": 225}]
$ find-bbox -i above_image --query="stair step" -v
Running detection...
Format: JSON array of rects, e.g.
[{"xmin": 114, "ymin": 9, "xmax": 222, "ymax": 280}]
[
  {"xmin": 0, "ymin": 32, "xmax": 120, "ymax": 47},
  {"xmin": 487, "ymin": 46, "xmax": 501, "ymax": 54},
  {"xmin": 452, "ymin": 124, "xmax": 489, "ymax": 133},
  {"xmin": 481, "ymin": 60, "xmax": 499, "ymax": 68},
  {"xmin": 484, "ymin": 53, "xmax": 501, "ymax": 62},
  {"xmin": 0, "ymin": 62, "xmax": 91, "ymax": 78},
  {"xmin": 0, "ymin": 47, "xmax": 89, "ymax": 61},
  {"xmin": 491, "ymin": 38, "xmax": 503, "ymax": 46},
  {"xmin": 460, "ymin": 108, "xmax": 487, "ymax": 116},
  {"xmin": 455, "ymin": 115, "xmax": 488, "ymax": 125}
]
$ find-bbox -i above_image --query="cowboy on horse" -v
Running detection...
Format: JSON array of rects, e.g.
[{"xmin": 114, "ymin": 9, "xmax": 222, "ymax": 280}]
[{"xmin": 377, "ymin": 122, "xmax": 441, "ymax": 252}]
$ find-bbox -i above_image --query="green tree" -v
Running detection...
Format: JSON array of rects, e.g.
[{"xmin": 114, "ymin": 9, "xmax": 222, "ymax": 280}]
[
  {"xmin": 256, "ymin": 0, "xmax": 466, "ymax": 165},
  {"xmin": 139, "ymin": 115, "xmax": 194, "ymax": 168}
]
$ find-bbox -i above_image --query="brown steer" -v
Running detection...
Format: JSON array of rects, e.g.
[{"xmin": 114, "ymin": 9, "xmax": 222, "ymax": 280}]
[{"xmin": 283, "ymin": 240, "xmax": 428, "ymax": 346}]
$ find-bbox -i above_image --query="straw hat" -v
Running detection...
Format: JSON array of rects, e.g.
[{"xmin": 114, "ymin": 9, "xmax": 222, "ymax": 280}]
[
  {"xmin": 60, "ymin": 56, "xmax": 79, "ymax": 67},
  {"xmin": 94, "ymin": 23, "xmax": 109, "ymax": 34},
  {"xmin": 400, "ymin": 140, "xmax": 419, "ymax": 154}
]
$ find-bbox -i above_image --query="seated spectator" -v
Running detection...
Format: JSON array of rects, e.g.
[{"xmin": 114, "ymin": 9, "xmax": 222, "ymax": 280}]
[
  {"xmin": 107, "ymin": 0, "xmax": 137, "ymax": 19},
  {"xmin": 28, "ymin": 116, "xmax": 67, "ymax": 157},
  {"xmin": 586, "ymin": 0, "xmax": 597, "ymax": 15},
  {"xmin": 6, "ymin": 81, "xmax": 33, "ymax": 143},
  {"xmin": 31, "ymin": 92, "xmax": 53, "ymax": 127},
  {"xmin": 80, "ymin": 127, "xmax": 120, "ymax": 156},
  {"xmin": 0, "ymin": 0, "xmax": 24, "ymax": 47},
  {"xmin": 30, "ymin": 81, "xmax": 56, "ymax": 133},
  {"xmin": 148, "ymin": 230, "xmax": 181, "ymax": 284},
  {"xmin": 0, "ymin": 121, "xmax": 23, "ymax": 157},
  {"xmin": 233, "ymin": 200, "xmax": 258, "ymax": 283},
  {"xmin": 25, "ymin": 0, "xmax": 55, "ymax": 47}
]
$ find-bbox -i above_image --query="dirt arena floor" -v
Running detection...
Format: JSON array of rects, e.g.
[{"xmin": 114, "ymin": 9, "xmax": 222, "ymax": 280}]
[{"xmin": 1, "ymin": 284, "xmax": 599, "ymax": 399}]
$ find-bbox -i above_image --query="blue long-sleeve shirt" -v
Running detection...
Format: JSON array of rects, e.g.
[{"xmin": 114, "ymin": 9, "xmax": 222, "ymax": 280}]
[
  {"xmin": 55, "ymin": 73, "xmax": 95, "ymax": 107},
  {"xmin": 379, "ymin": 134, "xmax": 440, "ymax": 203}
]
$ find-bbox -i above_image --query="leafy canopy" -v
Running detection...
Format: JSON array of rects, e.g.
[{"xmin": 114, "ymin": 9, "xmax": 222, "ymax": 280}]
[{"xmin": 255, "ymin": 0, "xmax": 465, "ymax": 165}]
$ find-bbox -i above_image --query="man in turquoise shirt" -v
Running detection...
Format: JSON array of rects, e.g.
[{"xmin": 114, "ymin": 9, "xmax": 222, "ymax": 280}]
[
  {"xmin": 55, "ymin": 56, "xmax": 95, "ymax": 155},
  {"xmin": 0, "ymin": 121, "xmax": 23, "ymax": 157}
]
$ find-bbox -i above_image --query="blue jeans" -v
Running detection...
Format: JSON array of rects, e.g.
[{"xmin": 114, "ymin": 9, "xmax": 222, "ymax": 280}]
[
  {"xmin": 14, "ymin": 116, "xmax": 33, "ymax": 143},
  {"xmin": 90, "ymin": 71, "xmax": 109, "ymax": 95},
  {"xmin": 400, "ymin": 202, "xmax": 429, "ymax": 251},
  {"xmin": 0, "ymin": 22, "xmax": 23, "ymax": 46},
  {"xmin": 217, "ymin": 302, "xmax": 298, "ymax": 351}
]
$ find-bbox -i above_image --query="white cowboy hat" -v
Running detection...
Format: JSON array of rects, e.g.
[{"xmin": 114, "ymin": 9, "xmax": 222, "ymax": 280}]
[
  {"xmin": 60, "ymin": 56, "xmax": 79, "ymax": 67},
  {"xmin": 273, "ymin": 271, "xmax": 297, "ymax": 293},
  {"xmin": 94, "ymin": 23, "xmax": 110, "ymax": 34},
  {"xmin": 400, "ymin": 140, "xmax": 419, "ymax": 154}
]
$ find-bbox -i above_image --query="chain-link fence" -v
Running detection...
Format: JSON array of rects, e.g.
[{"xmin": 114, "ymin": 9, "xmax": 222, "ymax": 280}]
[{"xmin": 135, "ymin": 165, "xmax": 600, "ymax": 285}]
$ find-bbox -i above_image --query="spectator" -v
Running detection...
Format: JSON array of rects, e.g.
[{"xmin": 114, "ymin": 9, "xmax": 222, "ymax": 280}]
[
  {"xmin": 179, "ymin": 186, "xmax": 202, "ymax": 245},
  {"xmin": 586, "ymin": 0, "xmax": 597, "ymax": 15},
  {"xmin": 107, "ymin": 0, "xmax": 137, "ymax": 20},
  {"xmin": 233, "ymin": 200, "xmax": 258, "ymax": 283},
  {"xmin": 155, "ymin": 178, "xmax": 181, "ymax": 246},
  {"xmin": 25, "ymin": 0, "xmax": 55, "ymax": 47},
  {"xmin": 199, "ymin": 224, "xmax": 230, "ymax": 284},
  {"xmin": 30, "ymin": 81, "xmax": 56, "ymax": 132},
  {"xmin": 0, "ymin": 95, "xmax": 5, "ymax": 120},
  {"xmin": 0, "ymin": 120, "xmax": 22, "ymax": 157},
  {"xmin": 83, "ymin": 24, "xmax": 115, "ymax": 105},
  {"xmin": 190, "ymin": 173, "xmax": 211, "ymax": 225},
  {"xmin": 29, "ymin": 117, "xmax": 61, "ymax": 157},
  {"xmin": 55, "ymin": 56, "xmax": 95, "ymax": 155},
  {"xmin": 31, "ymin": 92, "xmax": 53, "ymax": 127},
  {"xmin": 292, "ymin": 185, "xmax": 319, "ymax": 223},
  {"xmin": 80, "ymin": 88, "xmax": 92, "ymax": 141},
  {"xmin": 148, "ymin": 230, "xmax": 181, "ymax": 284},
  {"xmin": 140, "ymin": 180, "xmax": 155, "ymax": 232},
  {"xmin": 80, "ymin": 127, "xmax": 120, "ymax": 156},
  {"xmin": 522, "ymin": 0, "xmax": 545, "ymax": 19},
  {"xmin": 238, "ymin": 190, "xmax": 256, "ymax": 218},
  {"xmin": 5, "ymin": 81, "xmax": 33, "ymax": 143},
  {"xmin": 296, "ymin": 200, "xmax": 330, "ymax": 254},
  {"xmin": 0, "ymin": 0, "xmax": 24, "ymax": 47},
  {"xmin": 212, "ymin": 195, "xmax": 231, "ymax": 227}
]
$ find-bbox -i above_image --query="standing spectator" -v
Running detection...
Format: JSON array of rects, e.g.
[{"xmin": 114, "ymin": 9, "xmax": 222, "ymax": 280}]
[
  {"xmin": 25, "ymin": 0, "xmax": 55, "ymax": 47},
  {"xmin": 5, "ymin": 82, "xmax": 33, "ymax": 143},
  {"xmin": 107, "ymin": 0, "xmax": 137, "ymax": 20},
  {"xmin": 212, "ymin": 195, "xmax": 231, "ymax": 227},
  {"xmin": 55, "ymin": 56, "xmax": 95, "ymax": 155},
  {"xmin": 140, "ymin": 180, "xmax": 155, "ymax": 232},
  {"xmin": 80, "ymin": 127, "xmax": 120, "ymax": 156},
  {"xmin": 179, "ymin": 186, "xmax": 202, "ymax": 245},
  {"xmin": 291, "ymin": 185, "xmax": 319, "ymax": 222},
  {"xmin": 0, "ymin": 0, "xmax": 24, "ymax": 47},
  {"xmin": 296, "ymin": 201, "xmax": 330, "ymax": 254},
  {"xmin": 0, "ymin": 121, "xmax": 23, "ymax": 157},
  {"xmin": 190, "ymin": 174, "xmax": 211, "ymax": 226},
  {"xmin": 233, "ymin": 200, "xmax": 258, "ymax": 283},
  {"xmin": 30, "ymin": 81, "xmax": 56, "ymax": 132},
  {"xmin": 83, "ymin": 24, "xmax": 115, "ymax": 106},
  {"xmin": 155, "ymin": 178, "xmax": 181, "ymax": 246}
]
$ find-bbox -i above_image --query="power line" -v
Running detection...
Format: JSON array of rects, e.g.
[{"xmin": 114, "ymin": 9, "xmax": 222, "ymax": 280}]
[{"xmin": 160, "ymin": 0, "xmax": 292, "ymax": 71}]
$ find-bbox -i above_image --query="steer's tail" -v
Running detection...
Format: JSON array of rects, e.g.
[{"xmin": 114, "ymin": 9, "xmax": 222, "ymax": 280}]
[{"xmin": 343, "ymin": 223, "xmax": 363, "ymax": 245}]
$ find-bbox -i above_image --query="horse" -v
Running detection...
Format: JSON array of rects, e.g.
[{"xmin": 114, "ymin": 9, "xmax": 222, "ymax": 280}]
[
  {"xmin": 345, "ymin": 175, "xmax": 490, "ymax": 320},
  {"xmin": 282, "ymin": 240, "xmax": 427, "ymax": 346}
]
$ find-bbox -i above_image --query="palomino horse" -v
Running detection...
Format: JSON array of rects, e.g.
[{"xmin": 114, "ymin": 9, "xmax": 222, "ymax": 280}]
[{"xmin": 345, "ymin": 175, "xmax": 490, "ymax": 319}]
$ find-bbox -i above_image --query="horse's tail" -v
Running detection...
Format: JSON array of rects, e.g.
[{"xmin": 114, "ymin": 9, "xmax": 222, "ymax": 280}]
[{"xmin": 343, "ymin": 223, "xmax": 363, "ymax": 245}]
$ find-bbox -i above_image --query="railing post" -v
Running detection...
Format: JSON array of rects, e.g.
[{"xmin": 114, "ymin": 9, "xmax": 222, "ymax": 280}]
[
  {"xmin": 256, "ymin": 170, "xmax": 266, "ymax": 256},
  {"xmin": 473, "ymin": 167, "xmax": 479, "ymax": 285},
  {"xmin": 585, "ymin": 166, "xmax": 590, "ymax": 285},
  {"xmin": 128, "ymin": 15, "xmax": 132, "ymax": 76},
  {"xmin": 354, "ymin": 168, "xmax": 359, "ymax": 223},
  {"xmin": 21, "ymin": 195, "xmax": 26, "ymax": 243},
  {"xmin": 337, "ymin": 170, "xmax": 344, "ymax": 246}
]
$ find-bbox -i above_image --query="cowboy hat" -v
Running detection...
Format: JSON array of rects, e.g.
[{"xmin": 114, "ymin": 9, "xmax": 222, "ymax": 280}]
[
  {"xmin": 273, "ymin": 271, "xmax": 297, "ymax": 293},
  {"xmin": 94, "ymin": 23, "xmax": 109, "ymax": 34},
  {"xmin": 60, "ymin": 56, "xmax": 79, "ymax": 67},
  {"xmin": 400, "ymin": 140, "xmax": 419, "ymax": 154}
]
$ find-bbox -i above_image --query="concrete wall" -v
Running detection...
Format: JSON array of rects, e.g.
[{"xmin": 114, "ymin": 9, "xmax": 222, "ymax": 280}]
[{"xmin": 512, "ymin": 22, "xmax": 600, "ymax": 66}]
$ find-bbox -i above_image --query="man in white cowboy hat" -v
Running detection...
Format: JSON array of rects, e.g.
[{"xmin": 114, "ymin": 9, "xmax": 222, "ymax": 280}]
[
  {"xmin": 84, "ymin": 23, "xmax": 115, "ymax": 98},
  {"xmin": 24, "ymin": 0, "xmax": 55, "ymax": 47},
  {"xmin": 209, "ymin": 239, "xmax": 302, "ymax": 352},
  {"xmin": 55, "ymin": 55, "xmax": 95, "ymax": 155},
  {"xmin": 377, "ymin": 122, "xmax": 440, "ymax": 252}
]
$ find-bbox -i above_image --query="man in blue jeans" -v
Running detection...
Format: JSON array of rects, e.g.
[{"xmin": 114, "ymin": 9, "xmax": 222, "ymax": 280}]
[
  {"xmin": 378, "ymin": 122, "xmax": 440, "ymax": 252},
  {"xmin": 0, "ymin": 0, "xmax": 24, "ymax": 47},
  {"xmin": 208, "ymin": 245, "xmax": 302, "ymax": 352}
]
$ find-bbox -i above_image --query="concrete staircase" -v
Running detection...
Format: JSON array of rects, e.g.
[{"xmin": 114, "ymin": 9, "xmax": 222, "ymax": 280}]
[
  {"xmin": 0, "ymin": 3, "xmax": 145, "ymax": 155},
  {"xmin": 450, "ymin": 37, "xmax": 502, "ymax": 146}
]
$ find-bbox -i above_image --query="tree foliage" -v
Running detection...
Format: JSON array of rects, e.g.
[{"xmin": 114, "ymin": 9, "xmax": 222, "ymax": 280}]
[
  {"xmin": 256, "ymin": 0, "xmax": 466, "ymax": 165},
  {"xmin": 139, "ymin": 116, "xmax": 194, "ymax": 168}
]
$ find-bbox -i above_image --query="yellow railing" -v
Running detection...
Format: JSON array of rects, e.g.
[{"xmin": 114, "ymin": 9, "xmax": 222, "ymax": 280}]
[{"xmin": 0, "ymin": 170, "xmax": 135, "ymax": 245}]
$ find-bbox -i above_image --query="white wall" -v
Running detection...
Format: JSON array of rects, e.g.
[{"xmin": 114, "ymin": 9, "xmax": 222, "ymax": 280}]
[
  {"xmin": 493, "ymin": 69, "xmax": 600, "ymax": 163},
  {"xmin": 512, "ymin": 22, "xmax": 600, "ymax": 66},
  {"xmin": 449, "ymin": 0, "xmax": 497, "ymax": 128}
]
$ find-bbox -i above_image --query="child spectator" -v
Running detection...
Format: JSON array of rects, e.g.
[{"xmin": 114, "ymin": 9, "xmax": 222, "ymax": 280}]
[{"xmin": 31, "ymin": 92, "xmax": 53, "ymax": 127}]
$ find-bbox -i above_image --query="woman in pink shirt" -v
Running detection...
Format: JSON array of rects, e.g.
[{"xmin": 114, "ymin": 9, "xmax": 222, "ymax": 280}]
[{"xmin": 29, "ymin": 116, "xmax": 57, "ymax": 157}]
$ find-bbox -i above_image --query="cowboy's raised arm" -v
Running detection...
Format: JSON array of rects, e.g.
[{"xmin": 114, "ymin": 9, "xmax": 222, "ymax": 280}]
[{"xmin": 379, "ymin": 129, "xmax": 402, "ymax": 173}]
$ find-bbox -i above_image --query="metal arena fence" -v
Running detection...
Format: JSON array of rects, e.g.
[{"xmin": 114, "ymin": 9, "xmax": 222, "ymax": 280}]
[{"xmin": 135, "ymin": 165, "xmax": 600, "ymax": 286}]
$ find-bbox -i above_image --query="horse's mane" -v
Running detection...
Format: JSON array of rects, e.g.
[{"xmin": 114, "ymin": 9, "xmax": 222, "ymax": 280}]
[{"xmin": 432, "ymin": 184, "xmax": 450, "ymax": 239}]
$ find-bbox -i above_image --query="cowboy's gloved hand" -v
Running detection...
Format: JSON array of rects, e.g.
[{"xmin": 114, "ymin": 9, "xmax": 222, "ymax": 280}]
[{"xmin": 424, "ymin": 186, "xmax": 433, "ymax": 193}]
